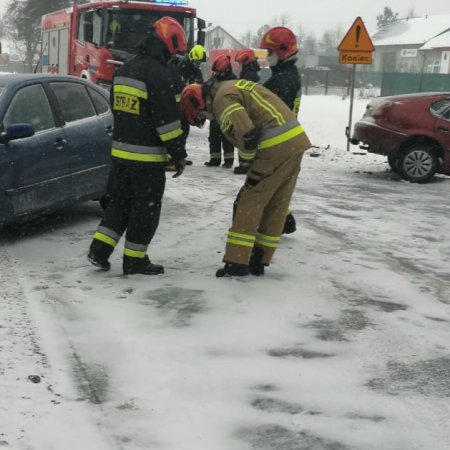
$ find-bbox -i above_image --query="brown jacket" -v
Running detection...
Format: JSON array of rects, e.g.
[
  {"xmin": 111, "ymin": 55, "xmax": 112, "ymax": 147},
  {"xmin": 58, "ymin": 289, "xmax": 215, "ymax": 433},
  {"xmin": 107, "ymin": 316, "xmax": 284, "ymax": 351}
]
[{"xmin": 207, "ymin": 79, "xmax": 309, "ymax": 161}]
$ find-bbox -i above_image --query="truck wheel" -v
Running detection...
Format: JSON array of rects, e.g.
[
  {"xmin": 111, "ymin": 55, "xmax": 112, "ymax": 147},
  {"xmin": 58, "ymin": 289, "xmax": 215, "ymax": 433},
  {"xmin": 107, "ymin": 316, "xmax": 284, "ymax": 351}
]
[{"xmin": 397, "ymin": 143, "xmax": 438, "ymax": 183}]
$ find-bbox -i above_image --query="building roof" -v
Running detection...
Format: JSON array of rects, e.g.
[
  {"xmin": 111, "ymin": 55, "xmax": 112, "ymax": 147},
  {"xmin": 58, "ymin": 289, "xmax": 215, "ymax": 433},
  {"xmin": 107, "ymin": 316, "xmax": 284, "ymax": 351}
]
[
  {"xmin": 372, "ymin": 14, "xmax": 450, "ymax": 47},
  {"xmin": 420, "ymin": 30, "xmax": 450, "ymax": 50},
  {"xmin": 204, "ymin": 25, "xmax": 244, "ymax": 50}
]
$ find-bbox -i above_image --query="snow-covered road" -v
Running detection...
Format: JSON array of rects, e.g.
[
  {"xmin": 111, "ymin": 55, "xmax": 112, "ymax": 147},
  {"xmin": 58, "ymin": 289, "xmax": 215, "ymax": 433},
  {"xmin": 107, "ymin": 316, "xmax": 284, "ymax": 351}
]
[{"xmin": 1, "ymin": 96, "xmax": 450, "ymax": 450}]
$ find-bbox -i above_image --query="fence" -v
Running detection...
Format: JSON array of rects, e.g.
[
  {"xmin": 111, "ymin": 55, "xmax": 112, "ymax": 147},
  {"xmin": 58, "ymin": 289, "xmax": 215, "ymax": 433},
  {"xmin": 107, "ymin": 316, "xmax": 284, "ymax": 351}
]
[{"xmin": 301, "ymin": 68, "xmax": 450, "ymax": 97}]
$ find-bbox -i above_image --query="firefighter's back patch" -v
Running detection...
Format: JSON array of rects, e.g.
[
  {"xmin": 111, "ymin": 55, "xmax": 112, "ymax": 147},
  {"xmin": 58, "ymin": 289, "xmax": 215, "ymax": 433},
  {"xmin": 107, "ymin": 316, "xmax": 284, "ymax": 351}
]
[{"xmin": 113, "ymin": 93, "xmax": 140, "ymax": 115}]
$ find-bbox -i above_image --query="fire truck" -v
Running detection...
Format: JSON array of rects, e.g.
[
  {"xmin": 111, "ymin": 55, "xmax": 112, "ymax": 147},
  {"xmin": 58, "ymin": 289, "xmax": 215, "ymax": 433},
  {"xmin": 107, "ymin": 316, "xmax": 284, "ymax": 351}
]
[{"xmin": 41, "ymin": 0, "xmax": 205, "ymax": 87}]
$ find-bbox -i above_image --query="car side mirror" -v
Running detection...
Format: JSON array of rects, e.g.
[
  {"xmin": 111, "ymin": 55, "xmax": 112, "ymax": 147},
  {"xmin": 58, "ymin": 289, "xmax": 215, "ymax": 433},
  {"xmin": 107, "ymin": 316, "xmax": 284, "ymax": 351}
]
[
  {"xmin": 196, "ymin": 18, "xmax": 206, "ymax": 46},
  {"xmin": 197, "ymin": 18, "xmax": 206, "ymax": 30},
  {"xmin": 3, "ymin": 123, "xmax": 35, "ymax": 142}
]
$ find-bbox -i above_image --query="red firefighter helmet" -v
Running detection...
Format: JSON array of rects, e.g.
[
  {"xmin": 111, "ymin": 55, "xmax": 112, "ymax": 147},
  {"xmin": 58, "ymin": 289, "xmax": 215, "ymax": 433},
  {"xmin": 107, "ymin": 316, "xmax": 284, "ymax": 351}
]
[
  {"xmin": 153, "ymin": 16, "xmax": 187, "ymax": 55},
  {"xmin": 259, "ymin": 27, "xmax": 299, "ymax": 60},
  {"xmin": 211, "ymin": 54, "xmax": 232, "ymax": 73},
  {"xmin": 180, "ymin": 84, "xmax": 206, "ymax": 126},
  {"xmin": 235, "ymin": 49, "xmax": 256, "ymax": 65}
]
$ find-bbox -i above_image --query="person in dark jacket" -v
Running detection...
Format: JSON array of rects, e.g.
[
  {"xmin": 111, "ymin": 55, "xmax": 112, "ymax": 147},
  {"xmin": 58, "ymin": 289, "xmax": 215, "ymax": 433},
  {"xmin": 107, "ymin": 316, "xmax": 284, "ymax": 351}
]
[
  {"xmin": 205, "ymin": 54, "xmax": 237, "ymax": 168},
  {"xmin": 168, "ymin": 54, "xmax": 194, "ymax": 168},
  {"xmin": 235, "ymin": 48, "xmax": 261, "ymax": 82},
  {"xmin": 260, "ymin": 26, "xmax": 302, "ymax": 235},
  {"xmin": 165, "ymin": 44, "xmax": 206, "ymax": 169},
  {"xmin": 233, "ymin": 49, "xmax": 261, "ymax": 174},
  {"xmin": 87, "ymin": 17, "xmax": 188, "ymax": 275},
  {"xmin": 179, "ymin": 44, "xmax": 206, "ymax": 85}
]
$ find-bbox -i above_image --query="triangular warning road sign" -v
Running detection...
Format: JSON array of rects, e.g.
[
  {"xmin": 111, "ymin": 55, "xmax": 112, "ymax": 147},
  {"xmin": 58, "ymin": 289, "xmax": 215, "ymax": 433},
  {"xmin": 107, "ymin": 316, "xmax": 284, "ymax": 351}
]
[{"xmin": 338, "ymin": 17, "xmax": 374, "ymax": 52}]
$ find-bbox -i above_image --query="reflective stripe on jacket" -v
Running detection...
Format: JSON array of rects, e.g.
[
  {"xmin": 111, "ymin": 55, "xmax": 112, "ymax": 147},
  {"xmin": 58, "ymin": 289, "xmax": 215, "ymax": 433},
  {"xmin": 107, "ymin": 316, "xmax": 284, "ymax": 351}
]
[
  {"xmin": 210, "ymin": 79, "xmax": 306, "ymax": 161},
  {"xmin": 111, "ymin": 45, "xmax": 185, "ymax": 163}
]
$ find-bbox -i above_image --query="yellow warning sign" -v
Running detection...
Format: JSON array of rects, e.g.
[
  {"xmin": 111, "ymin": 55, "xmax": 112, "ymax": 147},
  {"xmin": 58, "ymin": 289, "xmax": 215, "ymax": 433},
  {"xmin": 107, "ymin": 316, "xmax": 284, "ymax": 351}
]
[
  {"xmin": 338, "ymin": 17, "xmax": 374, "ymax": 53},
  {"xmin": 339, "ymin": 52, "xmax": 373, "ymax": 64}
]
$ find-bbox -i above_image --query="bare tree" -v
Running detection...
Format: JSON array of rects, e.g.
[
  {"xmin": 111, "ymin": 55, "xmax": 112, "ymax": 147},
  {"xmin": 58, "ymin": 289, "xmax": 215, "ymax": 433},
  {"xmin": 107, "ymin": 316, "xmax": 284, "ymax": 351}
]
[
  {"xmin": 406, "ymin": 7, "xmax": 416, "ymax": 18},
  {"xmin": 277, "ymin": 13, "xmax": 291, "ymax": 28},
  {"xmin": 318, "ymin": 27, "xmax": 343, "ymax": 55},
  {"xmin": 0, "ymin": 0, "xmax": 71, "ymax": 71},
  {"xmin": 251, "ymin": 24, "xmax": 270, "ymax": 49},
  {"xmin": 302, "ymin": 33, "xmax": 318, "ymax": 55},
  {"xmin": 240, "ymin": 30, "xmax": 253, "ymax": 48}
]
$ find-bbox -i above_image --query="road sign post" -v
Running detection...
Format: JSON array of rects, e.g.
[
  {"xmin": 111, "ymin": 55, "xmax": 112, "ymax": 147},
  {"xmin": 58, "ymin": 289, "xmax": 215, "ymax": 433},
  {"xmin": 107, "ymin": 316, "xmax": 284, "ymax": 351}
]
[{"xmin": 338, "ymin": 17, "xmax": 374, "ymax": 151}]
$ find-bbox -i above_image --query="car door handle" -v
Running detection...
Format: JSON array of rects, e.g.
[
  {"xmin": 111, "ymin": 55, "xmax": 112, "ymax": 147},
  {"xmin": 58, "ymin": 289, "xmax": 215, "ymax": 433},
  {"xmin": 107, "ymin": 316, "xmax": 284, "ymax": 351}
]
[
  {"xmin": 54, "ymin": 138, "xmax": 67, "ymax": 150},
  {"xmin": 106, "ymin": 125, "xmax": 113, "ymax": 135},
  {"xmin": 438, "ymin": 126, "xmax": 449, "ymax": 133}
]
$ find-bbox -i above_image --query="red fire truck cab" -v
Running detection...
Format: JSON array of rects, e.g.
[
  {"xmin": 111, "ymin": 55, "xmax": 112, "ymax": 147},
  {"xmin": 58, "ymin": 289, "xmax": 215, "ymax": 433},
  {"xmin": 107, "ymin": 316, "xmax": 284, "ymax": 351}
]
[{"xmin": 41, "ymin": 0, "xmax": 205, "ymax": 87}]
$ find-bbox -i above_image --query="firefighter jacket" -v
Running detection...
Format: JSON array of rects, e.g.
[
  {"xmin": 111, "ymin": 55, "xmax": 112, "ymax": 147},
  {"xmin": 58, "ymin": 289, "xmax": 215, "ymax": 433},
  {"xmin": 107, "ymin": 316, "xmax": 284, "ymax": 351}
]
[
  {"xmin": 207, "ymin": 79, "xmax": 309, "ymax": 163},
  {"xmin": 263, "ymin": 58, "xmax": 301, "ymax": 115},
  {"xmin": 239, "ymin": 60, "xmax": 261, "ymax": 82},
  {"xmin": 178, "ymin": 55, "xmax": 204, "ymax": 85},
  {"xmin": 110, "ymin": 36, "xmax": 186, "ymax": 164}
]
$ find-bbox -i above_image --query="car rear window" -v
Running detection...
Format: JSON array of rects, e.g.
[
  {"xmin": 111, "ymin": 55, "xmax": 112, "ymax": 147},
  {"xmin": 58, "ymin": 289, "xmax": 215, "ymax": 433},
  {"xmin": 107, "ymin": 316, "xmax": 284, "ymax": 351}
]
[
  {"xmin": 50, "ymin": 82, "xmax": 96, "ymax": 122},
  {"xmin": 87, "ymin": 86, "xmax": 110, "ymax": 115},
  {"xmin": 430, "ymin": 99, "xmax": 450, "ymax": 120}
]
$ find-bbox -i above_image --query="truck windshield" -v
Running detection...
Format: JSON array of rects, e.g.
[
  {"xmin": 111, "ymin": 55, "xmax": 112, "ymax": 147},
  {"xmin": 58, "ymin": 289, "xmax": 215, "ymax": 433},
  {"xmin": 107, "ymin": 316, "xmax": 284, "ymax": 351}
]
[{"xmin": 104, "ymin": 9, "xmax": 193, "ymax": 51}]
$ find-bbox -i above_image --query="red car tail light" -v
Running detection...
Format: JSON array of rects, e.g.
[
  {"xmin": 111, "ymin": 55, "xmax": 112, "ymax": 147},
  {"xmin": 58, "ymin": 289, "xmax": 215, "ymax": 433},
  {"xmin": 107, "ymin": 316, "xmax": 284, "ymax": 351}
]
[{"xmin": 372, "ymin": 101, "xmax": 394, "ymax": 118}]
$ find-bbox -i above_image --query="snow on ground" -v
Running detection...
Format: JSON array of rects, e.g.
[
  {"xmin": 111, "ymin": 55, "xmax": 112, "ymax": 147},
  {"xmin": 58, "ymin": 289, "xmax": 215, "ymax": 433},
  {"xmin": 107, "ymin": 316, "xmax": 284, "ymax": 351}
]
[{"xmin": 1, "ymin": 95, "xmax": 450, "ymax": 450}]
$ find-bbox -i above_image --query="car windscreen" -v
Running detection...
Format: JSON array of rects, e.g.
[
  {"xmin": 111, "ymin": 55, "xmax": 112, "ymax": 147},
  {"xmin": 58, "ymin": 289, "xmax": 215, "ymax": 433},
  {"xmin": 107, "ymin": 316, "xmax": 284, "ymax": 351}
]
[{"xmin": 104, "ymin": 9, "xmax": 193, "ymax": 51}]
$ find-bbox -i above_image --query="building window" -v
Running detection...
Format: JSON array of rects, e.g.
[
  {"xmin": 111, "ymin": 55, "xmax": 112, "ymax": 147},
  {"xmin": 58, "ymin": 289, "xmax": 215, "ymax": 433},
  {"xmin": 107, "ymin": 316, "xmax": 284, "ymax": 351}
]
[{"xmin": 426, "ymin": 60, "xmax": 440, "ymax": 73}]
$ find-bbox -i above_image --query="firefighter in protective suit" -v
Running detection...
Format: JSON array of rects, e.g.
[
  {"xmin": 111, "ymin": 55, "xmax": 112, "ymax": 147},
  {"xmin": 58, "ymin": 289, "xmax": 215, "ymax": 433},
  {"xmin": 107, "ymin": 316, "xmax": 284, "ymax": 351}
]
[
  {"xmin": 260, "ymin": 26, "xmax": 302, "ymax": 235},
  {"xmin": 88, "ymin": 17, "xmax": 187, "ymax": 275},
  {"xmin": 205, "ymin": 54, "xmax": 236, "ymax": 168},
  {"xmin": 181, "ymin": 80, "xmax": 311, "ymax": 277},
  {"xmin": 179, "ymin": 44, "xmax": 206, "ymax": 85}
]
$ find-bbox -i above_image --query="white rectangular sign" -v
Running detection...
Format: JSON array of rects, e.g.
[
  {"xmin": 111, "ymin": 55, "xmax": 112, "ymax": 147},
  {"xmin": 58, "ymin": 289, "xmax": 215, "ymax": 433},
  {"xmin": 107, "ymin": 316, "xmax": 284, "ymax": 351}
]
[{"xmin": 401, "ymin": 49, "xmax": 418, "ymax": 58}]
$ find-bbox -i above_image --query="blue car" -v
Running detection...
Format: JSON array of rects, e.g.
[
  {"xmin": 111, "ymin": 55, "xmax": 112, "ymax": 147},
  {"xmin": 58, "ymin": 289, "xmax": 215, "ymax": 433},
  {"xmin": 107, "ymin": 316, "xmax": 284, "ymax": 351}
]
[{"xmin": 0, "ymin": 74, "xmax": 113, "ymax": 226}]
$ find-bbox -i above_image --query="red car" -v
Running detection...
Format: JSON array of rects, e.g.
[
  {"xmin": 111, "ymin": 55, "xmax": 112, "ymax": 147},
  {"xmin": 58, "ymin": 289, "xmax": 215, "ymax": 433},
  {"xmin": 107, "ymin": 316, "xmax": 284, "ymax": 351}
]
[{"xmin": 351, "ymin": 92, "xmax": 450, "ymax": 183}]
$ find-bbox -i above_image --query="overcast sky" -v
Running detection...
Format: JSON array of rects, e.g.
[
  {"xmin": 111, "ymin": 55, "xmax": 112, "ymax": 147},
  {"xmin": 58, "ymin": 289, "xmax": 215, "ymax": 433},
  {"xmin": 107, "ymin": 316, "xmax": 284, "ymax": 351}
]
[{"xmin": 188, "ymin": 0, "xmax": 450, "ymax": 38}]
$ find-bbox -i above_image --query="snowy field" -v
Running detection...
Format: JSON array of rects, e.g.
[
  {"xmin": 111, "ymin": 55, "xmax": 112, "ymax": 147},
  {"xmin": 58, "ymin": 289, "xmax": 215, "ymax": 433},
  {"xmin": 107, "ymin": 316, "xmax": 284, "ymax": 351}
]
[{"xmin": 1, "ymin": 95, "xmax": 450, "ymax": 450}]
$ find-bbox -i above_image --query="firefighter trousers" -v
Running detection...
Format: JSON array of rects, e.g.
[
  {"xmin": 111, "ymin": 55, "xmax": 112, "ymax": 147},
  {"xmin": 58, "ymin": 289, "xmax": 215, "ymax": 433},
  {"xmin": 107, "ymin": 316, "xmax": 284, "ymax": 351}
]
[
  {"xmin": 89, "ymin": 158, "xmax": 166, "ymax": 262},
  {"xmin": 208, "ymin": 119, "xmax": 234, "ymax": 163},
  {"xmin": 224, "ymin": 133, "xmax": 310, "ymax": 266}
]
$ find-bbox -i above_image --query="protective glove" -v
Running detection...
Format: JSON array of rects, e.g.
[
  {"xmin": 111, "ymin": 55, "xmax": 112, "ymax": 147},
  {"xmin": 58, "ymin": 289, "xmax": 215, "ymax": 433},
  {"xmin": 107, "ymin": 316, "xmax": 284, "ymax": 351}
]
[{"xmin": 172, "ymin": 158, "xmax": 186, "ymax": 178}]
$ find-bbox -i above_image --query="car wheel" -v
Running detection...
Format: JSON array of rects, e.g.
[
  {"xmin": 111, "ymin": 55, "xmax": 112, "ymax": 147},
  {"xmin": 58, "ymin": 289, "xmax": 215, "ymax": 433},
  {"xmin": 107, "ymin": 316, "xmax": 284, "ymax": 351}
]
[
  {"xmin": 398, "ymin": 143, "xmax": 438, "ymax": 183},
  {"xmin": 387, "ymin": 155, "xmax": 398, "ymax": 172}
]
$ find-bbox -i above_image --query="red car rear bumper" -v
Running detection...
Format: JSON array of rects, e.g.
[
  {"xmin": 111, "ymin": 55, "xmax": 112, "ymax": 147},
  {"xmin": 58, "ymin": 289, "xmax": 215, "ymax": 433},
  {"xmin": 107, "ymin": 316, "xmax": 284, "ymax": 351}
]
[{"xmin": 351, "ymin": 119, "xmax": 407, "ymax": 156}]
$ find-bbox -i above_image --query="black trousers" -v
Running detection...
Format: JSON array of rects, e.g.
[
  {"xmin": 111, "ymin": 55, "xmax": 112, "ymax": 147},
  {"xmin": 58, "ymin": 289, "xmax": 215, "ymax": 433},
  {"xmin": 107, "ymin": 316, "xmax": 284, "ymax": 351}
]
[
  {"xmin": 208, "ymin": 119, "xmax": 234, "ymax": 161},
  {"xmin": 181, "ymin": 117, "xmax": 190, "ymax": 151},
  {"xmin": 90, "ymin": 158, "xmax": 166, "ymax": 261}
]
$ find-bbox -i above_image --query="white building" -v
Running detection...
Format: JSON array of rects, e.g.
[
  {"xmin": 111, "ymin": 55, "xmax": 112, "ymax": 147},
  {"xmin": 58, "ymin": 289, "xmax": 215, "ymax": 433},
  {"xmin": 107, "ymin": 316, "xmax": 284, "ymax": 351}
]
[{"xmin": 371, "ymin": 15, "xmax": 450, "ymax": 73}]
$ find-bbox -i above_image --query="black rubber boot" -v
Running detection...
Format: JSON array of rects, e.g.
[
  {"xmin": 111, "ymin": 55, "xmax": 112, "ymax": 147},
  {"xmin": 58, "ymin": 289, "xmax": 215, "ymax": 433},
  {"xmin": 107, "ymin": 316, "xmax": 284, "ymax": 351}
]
[
  {"xmin": 216, "ymin": 262, "xmax": 249, "ymax": 278},
  {"xmin": 249, "ymin": 247, "xmax": 265, "ymax": 276},
  {"xmin": 204, "ymin": 159, "xmax": 221, "ymax": 167},
  {"xmin": 87, "ymin": 251, "xmax": 111, "ymax": 271},
  {"xmin": 282, "ymin": 213, "xmax": 297, "ymax": 235},
  {"xmin": 222, "ymin": 160, "xmax": 234, "ymax": 168},
  {"xmin": 123, "ymin": 255, "xmax": 164, "ymax": 275},
  {"xmin": 233, "ymin": 165, "xmax": 249, "ymax": 175}
]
